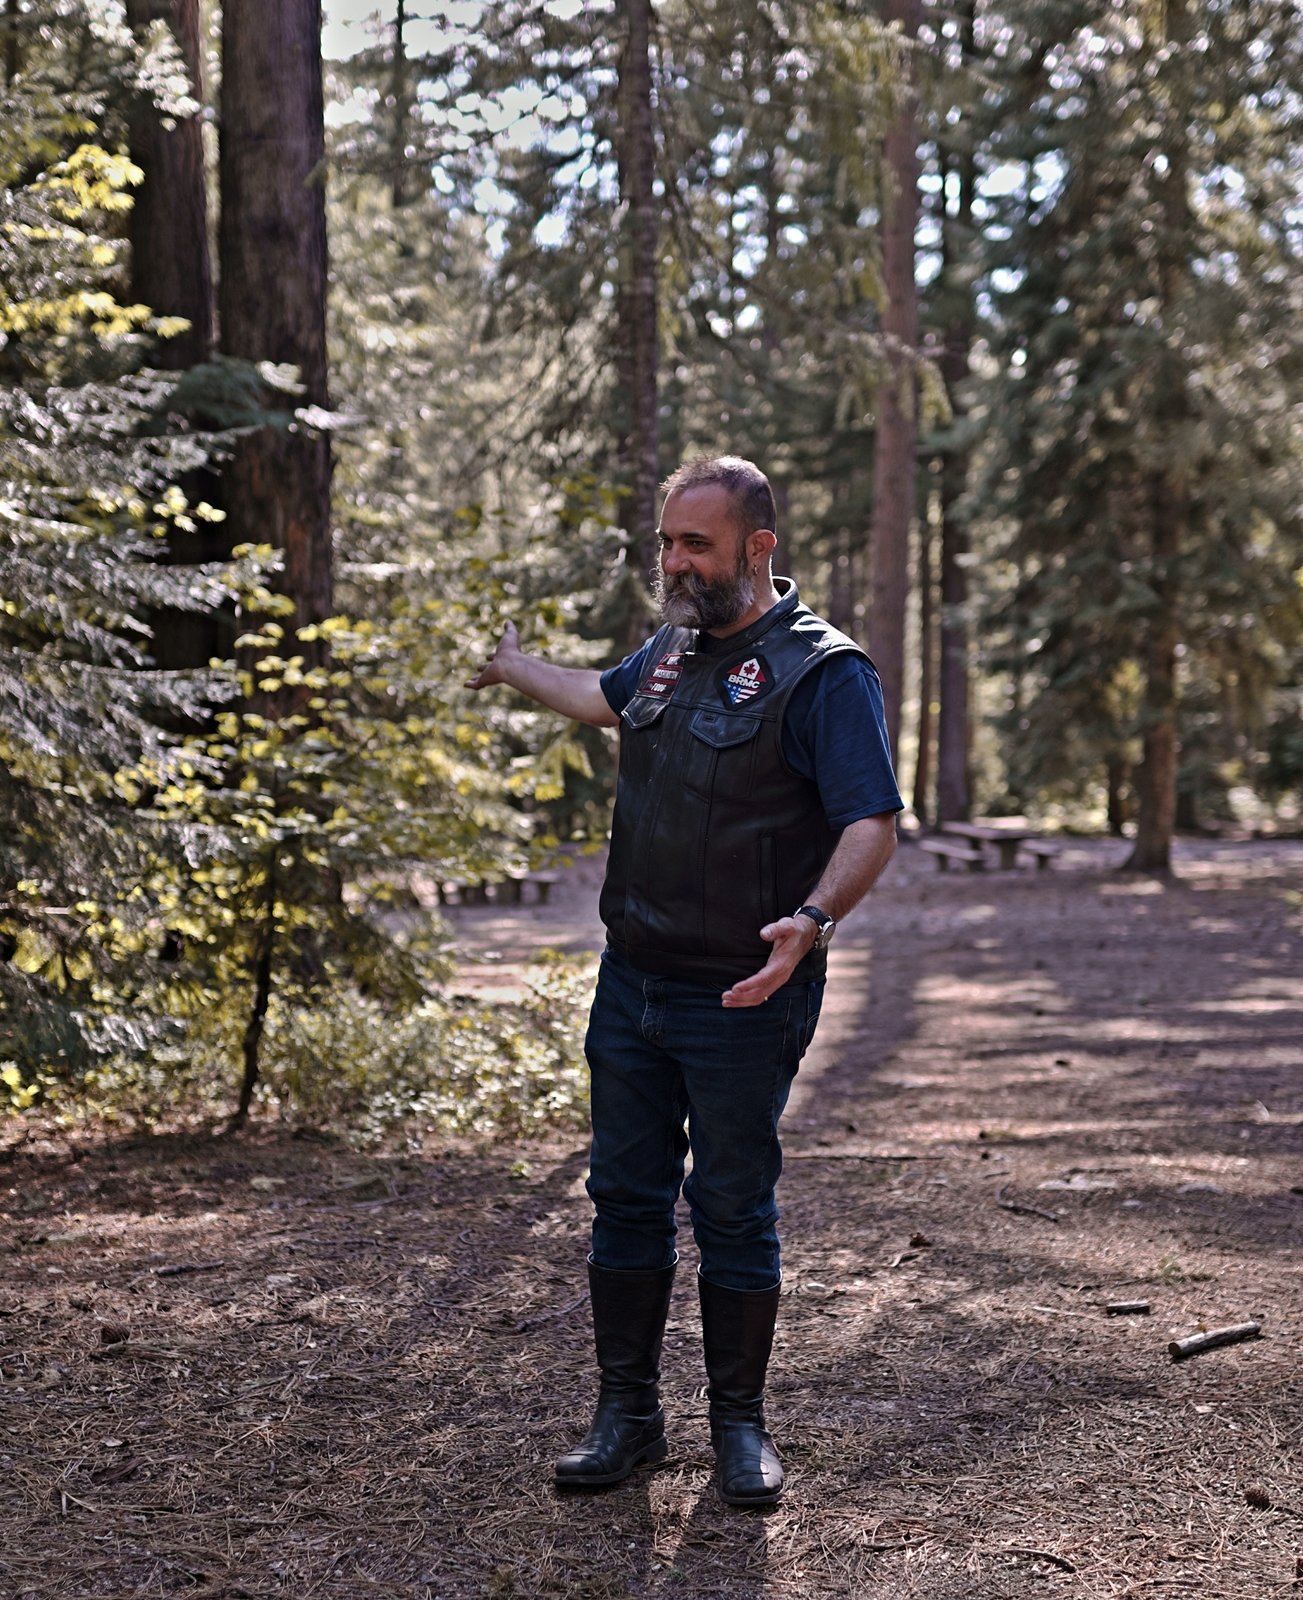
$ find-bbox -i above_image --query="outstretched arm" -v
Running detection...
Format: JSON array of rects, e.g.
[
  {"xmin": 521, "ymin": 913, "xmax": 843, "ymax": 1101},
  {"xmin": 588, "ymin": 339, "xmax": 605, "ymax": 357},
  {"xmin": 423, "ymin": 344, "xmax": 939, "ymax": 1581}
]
[
  {"xmin": 465, "ymin": 621, "xmax": 620, "ymax": 728},
  {"xmin": 720, "ymin": 812, "xmax": 898, "ymax": 1008}
]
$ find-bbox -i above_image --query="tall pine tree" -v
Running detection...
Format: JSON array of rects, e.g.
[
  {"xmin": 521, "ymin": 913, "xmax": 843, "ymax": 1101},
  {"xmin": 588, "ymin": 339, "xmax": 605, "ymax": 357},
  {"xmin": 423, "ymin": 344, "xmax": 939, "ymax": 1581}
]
[{"xmin": 978, "ymin": 0, "xmax": 1303, "ymax": 862}]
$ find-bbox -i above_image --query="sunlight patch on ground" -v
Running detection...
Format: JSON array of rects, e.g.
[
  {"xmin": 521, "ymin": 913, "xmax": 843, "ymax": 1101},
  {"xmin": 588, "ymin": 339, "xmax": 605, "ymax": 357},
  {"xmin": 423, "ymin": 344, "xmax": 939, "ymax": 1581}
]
[{"xmin": 915, "ymin": 973, "xmax": 1062, "ymax": 1008}]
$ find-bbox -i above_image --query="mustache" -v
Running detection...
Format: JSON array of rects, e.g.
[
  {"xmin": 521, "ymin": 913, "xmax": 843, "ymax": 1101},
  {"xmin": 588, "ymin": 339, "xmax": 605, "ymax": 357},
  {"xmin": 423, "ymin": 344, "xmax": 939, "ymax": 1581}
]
[
  {"xmin": 662, "ymin": 571, "xmax": 709, "ymax": 598},
  {"xmin": 651, "ymin": 564, "xmax": 754, "ymax": 629}
]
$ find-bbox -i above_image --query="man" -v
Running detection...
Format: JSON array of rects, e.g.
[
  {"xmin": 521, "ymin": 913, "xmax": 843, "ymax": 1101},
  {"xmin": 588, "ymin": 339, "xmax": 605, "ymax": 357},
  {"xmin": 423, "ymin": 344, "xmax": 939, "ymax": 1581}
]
[{"xmin": 466, "ymin": 455, "xmax": 901, "ymax": 1506}]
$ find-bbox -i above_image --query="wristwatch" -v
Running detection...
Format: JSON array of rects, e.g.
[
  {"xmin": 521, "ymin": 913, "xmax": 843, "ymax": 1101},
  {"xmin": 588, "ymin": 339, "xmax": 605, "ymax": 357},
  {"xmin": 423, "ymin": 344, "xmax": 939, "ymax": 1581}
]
[{"xmin": 794, "ymin": 904, "xmax": 836, "ymax": 950}]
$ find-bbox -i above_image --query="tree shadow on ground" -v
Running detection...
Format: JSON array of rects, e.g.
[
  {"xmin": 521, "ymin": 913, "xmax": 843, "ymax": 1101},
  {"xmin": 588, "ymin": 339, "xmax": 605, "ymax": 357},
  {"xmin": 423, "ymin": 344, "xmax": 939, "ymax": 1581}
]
[{"xmin": 3, "ymin": 839, "xmax": 1301, "ymax": 1597}]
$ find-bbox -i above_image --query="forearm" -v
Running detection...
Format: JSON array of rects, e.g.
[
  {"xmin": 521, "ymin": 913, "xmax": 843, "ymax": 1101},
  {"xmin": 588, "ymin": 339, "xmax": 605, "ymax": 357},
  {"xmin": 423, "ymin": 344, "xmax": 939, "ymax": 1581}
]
[
  {"xmin": 721, "ymin": 812, "xmax": 897, "ymax": 1007},
  {"xmin": 805, "ymin": 813, "xmax": 898, "ymax": 921},
  {"xmin": 495, "ymin": 655, "xmax": 619, "ymax": 727}
]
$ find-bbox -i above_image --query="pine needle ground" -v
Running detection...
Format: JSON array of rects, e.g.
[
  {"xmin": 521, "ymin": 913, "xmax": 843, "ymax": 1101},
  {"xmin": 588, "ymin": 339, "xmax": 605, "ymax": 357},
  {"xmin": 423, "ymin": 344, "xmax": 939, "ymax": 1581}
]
[{"xmin": 2, "ymin": 839, "xmax": 1300, "ymax": 1598}]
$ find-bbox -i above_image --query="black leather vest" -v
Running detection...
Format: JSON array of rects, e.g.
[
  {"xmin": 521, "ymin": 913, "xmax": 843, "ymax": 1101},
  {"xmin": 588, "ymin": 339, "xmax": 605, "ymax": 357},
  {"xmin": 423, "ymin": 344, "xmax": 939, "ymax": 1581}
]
[{"xmin": 600, "ymin": 581, "xmax": 868, "ymax": 987}]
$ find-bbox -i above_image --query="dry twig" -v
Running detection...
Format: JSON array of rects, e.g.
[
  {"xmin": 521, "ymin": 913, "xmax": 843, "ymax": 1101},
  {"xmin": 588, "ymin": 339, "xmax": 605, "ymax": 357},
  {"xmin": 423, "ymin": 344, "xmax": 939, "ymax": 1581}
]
[
  {"xmin": 995, "ymin": 1184, "xmax": 1061, "ymax": 1223},
  {"xmin": 1169, "ymin": 1322, "xmax": 1262, "ymax": 1361}
]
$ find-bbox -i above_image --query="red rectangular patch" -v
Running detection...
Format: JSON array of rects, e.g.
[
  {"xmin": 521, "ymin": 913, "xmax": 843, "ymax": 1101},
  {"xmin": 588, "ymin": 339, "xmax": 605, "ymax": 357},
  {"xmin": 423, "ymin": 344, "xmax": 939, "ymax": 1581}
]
[{"xmin": 636, "ymin": 651, "xmax": 685, "ymax": 698}]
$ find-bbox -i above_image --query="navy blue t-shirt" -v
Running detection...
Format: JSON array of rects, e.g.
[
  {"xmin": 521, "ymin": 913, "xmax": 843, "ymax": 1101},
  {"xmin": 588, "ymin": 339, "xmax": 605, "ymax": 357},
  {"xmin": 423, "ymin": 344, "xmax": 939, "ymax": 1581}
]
[{"xmin": 600, "ymin": 625, "xmax": 903, "ymax": 830}]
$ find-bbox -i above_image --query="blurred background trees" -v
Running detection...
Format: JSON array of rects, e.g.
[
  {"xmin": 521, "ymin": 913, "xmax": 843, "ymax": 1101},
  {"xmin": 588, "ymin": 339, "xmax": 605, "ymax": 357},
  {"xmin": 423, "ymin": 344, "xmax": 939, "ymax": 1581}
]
[{"xmin": 2, "ymin": 0, "xmax": 1300, "ymax": 1127}]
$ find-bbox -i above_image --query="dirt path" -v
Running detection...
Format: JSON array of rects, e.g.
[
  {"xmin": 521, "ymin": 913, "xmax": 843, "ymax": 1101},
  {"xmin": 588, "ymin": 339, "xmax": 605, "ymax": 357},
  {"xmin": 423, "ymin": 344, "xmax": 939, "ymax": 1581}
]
[{"xmin": 3, "ymin": 839, "xmax": 1301, "ymax": 1598}]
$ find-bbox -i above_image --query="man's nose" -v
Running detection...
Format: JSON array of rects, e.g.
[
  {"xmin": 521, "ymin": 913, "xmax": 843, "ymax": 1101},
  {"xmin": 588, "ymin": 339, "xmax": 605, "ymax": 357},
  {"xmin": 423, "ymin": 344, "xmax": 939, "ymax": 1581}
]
[{"xmin": 661, "ymin": 544, "xmax": 689, "ymax": 576}]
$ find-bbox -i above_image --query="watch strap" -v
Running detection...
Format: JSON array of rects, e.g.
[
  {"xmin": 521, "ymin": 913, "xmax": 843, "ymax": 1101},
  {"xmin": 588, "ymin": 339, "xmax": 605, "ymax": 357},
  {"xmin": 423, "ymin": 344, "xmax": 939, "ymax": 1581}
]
[{"xmin": 794, "ymin": 904, "xmax": 835, "ymax": 948}]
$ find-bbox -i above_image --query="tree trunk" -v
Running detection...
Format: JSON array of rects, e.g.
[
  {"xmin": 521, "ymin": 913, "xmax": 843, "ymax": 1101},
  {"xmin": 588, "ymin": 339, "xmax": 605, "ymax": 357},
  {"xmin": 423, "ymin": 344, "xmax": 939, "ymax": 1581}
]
[
  {"xmin": 761, "ymin": 146, "xmax": 790, "ymax": 549},
  {"xmin": 912, "ymin": 495, "xmax": 934, "ymax": 824},
  {"xmin": 825, "ymin": 524, "xmax": 851, "ymax": 636},
  {"xmin": 1123, "ymin": 481, "xmax": 1182, "ymax": 871},
  {"xmin": 615, "ymin": 0, "xmax": 659, "ymax": 626},
  {"xmin": 1175, "ymin": 776, "xmax": 1201, "ymax": 834},
  {"xmin": 219, "ymin": 0, "xmax": 333, "ymax": 675},
  {"xmin": 390, "ymin": 0, "xmax": 414, "ymax": 208},
  {"xmin": 127, "ymin": 0, "xmax": 212, "ymax": 370},
  {"xmin": 1122, "ymin": 0, "xmax": 1189, "ymax": 875},
  {"xmin": 1105, "ymin": 752, "xmax": 1130, "ymax": 836},
  {"xmin": 867, "ymin": 0, "xmax": 921, "ymax": 765},
  {"xmin": 935, "ymin": 0, "xmax": 976, "ymax": 825},
  {"xmin": 5, "ymin": 0, "xmax": 22, "ymax": 84},
  {"xmin": 231, "ymin": 852, "xmax": 276, "ymax": 1129},
  {"xmin": 126, "ymin": 0, "xmax": 227, "ymax": 678}
]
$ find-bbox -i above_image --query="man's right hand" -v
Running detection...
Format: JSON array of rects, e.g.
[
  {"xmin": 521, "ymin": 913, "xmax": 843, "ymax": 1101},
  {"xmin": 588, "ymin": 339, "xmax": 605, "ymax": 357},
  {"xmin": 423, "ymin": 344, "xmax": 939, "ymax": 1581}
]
[
  {"xmin": 465, "ymin": 621, "xmax": 522, "ymax": 691},
  {"xmin": 461, "ymin": 623, "xmax": 619, "ymax": 727}
]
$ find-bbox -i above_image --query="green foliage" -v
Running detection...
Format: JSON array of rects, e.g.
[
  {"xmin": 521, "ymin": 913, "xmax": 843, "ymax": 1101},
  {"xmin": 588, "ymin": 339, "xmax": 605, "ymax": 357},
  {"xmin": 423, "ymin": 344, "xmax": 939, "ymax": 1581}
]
[
  {"xmin": 255, "ymin": 952, "xmax": 592, "ymax": 1144},
  {"xmin": 2, "ymin": 16, "xmax": 611, "ymax": 1126},
  {"xmin": 10, "ymin": 0, "xmax": 1302, "ymax": 1139},
  {"xmin": 973, "ymin": 0, "xmax": 1303, "ymax": 819},
  {"xmin": 0, "ymin": 88, "xmax": 262, "ymax": 1084},
  {"xmin": 326, "ymin": 72, "xmax": 628, "ymax": 833},
  {"xmin": 335, "ymin": 0, "xmax": 921, "ymax": 591},
  {"xmin": 44, "ymin": 953, "xmax": 593, "ymax": 1144}
]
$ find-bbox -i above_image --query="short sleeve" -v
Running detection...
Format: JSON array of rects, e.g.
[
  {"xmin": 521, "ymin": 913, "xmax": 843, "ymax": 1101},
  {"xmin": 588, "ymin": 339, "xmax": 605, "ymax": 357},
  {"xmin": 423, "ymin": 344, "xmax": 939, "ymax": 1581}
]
[
  {"xmin": 600, "ymin": 639, "xmax": 659, "ymax": 716},
  {"xmin": 781, "ymin": 654, "xmax": 904, "ymax": 828}
]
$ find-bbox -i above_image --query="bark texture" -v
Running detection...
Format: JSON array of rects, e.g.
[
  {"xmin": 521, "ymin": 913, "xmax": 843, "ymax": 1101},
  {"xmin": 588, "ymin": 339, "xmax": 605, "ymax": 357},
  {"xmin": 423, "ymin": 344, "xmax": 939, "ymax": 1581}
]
[
  {"xmin": 913, "ymin": 505, "xmax": 934, "ymax": 824},
  {"xmin": 127, "ymin": 0, "xmax": 225, "ymax": 676},
  {"xmin": 1123, "ymin": 1, "xmax": 1190, "ymax": 874},
  {"xmin": 936, "ymin": 0, "xmax": 976, "ymax": 825},
  {"xmin": 126, "ymin": 0, "xmax": 212, "ymax": 370},
  {"xmin": 615, "ymin": 0, "xmax": 660, "ymax": 609},
  {"xmin": 219, "ymin": 0, "xmax": 333, "ymax": 660},
  {"xmin": 5, "ymin": 0, "xmax": 22, "ymax": 85},
  {"xmin": 390, "ymin": 0, "xmax": 415, "ymax": 208},
  {"xmin": 1124, "ymin": 479, "xmax": 1182, "ymax": 871},
  {"xmin": 867, "ymin": 0, "xmax": 922, "ymax": 765}
]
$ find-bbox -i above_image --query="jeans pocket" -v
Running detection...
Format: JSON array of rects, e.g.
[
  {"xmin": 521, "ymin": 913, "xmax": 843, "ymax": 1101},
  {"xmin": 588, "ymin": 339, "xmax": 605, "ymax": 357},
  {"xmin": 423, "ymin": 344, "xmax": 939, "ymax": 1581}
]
[{"xmin": 800, "ymin": 981, "xmax": 825, "ymax": 1057}]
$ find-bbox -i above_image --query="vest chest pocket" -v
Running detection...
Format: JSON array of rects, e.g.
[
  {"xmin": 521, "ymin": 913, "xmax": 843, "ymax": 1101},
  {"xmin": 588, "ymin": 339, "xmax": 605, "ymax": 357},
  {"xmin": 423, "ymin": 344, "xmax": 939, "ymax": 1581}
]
[{"xmin": 681, "ymin": 706, "xmax": 763, "ymax": 799}]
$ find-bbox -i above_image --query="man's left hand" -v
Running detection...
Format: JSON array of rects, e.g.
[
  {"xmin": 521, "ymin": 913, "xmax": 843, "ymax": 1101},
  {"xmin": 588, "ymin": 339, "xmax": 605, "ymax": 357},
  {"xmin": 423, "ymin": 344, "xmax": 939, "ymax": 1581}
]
[{"xmin": 720, "ymin": 916, "xmax": 817, "ymax": 1008}]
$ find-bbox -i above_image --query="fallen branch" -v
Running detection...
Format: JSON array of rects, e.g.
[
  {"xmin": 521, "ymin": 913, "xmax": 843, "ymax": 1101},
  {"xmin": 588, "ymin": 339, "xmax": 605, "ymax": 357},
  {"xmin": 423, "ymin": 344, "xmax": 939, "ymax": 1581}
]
[
  {"xmin": 1004, "ymin": 1545, "xmax": 1077, "ymax": 1573},
  {"xmin": 1168, "ymin": 1321, "xmax": 1261, "ymax": 1361},
  {"xmin": 310, "ymin": 1185, "xmax": 437, "ymax": 1215},
  {"xmin": 995, "ymin": 1185, "xmax": 1061, "ymax": 1223},
  {"xmin": 514, "ymin": 1291, "xmax": 589, "ymax": 1334},
  {"xmin": 89, "ymin": 1340, "xmax": 196, "ymax": 1362},
  {"xmin": 58, "ymin": 1488, "xmax": 99, "ymax": 1516},
  {"xmin": 786, "ymin": 1151, "xmax": 931, "ymax": 1162},
  {"xmin": 1104, "ymin": 1300, "xmax": 1151, "ymax": 1316},
  {"xmin": 154, "ymin": 1260, "xmax": 225, "ymax": 1278}
]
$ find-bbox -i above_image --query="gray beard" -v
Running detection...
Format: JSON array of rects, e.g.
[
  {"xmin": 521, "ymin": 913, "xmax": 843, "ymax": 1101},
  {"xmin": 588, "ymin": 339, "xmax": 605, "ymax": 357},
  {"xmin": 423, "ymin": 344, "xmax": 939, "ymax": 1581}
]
[{"xmin": 652, "ymin": 566, "xmax": 756, "ymax": 631}]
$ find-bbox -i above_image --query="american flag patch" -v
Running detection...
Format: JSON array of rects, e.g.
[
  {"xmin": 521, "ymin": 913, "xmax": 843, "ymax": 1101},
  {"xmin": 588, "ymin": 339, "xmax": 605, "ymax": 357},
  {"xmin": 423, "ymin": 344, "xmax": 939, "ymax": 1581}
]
[{"xmin": 719, "ymin": 655, "xmax": 770, "ymax": 706}]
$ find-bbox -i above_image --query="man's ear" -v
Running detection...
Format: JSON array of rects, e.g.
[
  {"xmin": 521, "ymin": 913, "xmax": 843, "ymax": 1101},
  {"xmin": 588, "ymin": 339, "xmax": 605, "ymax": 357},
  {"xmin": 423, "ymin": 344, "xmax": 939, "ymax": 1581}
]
[{"xmin": 746, "ymin": 529, "xmax": 778, "ymax": 569}]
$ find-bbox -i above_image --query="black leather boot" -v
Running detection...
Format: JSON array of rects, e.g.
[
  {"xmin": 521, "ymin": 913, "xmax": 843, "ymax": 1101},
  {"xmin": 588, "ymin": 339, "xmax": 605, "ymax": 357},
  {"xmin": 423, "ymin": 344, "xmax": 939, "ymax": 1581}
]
[
  {"xmin": 554, "ymin": 1258, "xmax": 676, "ymax": 1488},
  {"xmin": 698, "ymin": 1274, "xmax": 784, "ymax": 1507}
]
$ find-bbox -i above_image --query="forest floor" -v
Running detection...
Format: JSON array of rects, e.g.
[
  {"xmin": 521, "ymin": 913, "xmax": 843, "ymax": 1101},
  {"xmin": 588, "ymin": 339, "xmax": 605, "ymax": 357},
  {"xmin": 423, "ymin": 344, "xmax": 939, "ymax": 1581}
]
[{"xmin": 3, "ymin": 836, "xmax": 1302, "ymax": 1600}]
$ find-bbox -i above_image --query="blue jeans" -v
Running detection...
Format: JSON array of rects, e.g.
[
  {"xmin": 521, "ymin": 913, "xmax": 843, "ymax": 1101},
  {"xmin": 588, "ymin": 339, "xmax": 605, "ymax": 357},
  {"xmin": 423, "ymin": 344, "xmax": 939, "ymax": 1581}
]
[{"xmin": 584, "ymin": 946, "xmax": 824, "ymax": 1292}]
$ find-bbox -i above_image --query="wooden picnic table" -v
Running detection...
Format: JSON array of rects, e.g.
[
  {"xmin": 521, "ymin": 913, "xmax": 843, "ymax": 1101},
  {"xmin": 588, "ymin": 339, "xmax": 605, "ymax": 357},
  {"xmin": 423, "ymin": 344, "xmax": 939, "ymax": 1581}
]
[{"xmin": 939, "ymin": 817, "xmax": 1041, "ymax": 871}]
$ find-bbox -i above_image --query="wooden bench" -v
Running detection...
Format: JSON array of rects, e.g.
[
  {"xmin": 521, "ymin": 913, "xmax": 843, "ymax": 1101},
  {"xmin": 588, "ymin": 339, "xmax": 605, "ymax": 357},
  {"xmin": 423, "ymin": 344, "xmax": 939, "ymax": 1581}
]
[
  {"xmin": 919, "ymin": 837, "xmax": 986, "ymax": 872},
  {"xmin": 437, "ymin": 872, "xmax": 560, "ymax": 907},
  {"xmin": 1019, "ymin": 840, "xmax": 1060, "ymax": 871},
  {"xmin": 496, "ymin": 871, "xmax": 560, "ymax": 905}
]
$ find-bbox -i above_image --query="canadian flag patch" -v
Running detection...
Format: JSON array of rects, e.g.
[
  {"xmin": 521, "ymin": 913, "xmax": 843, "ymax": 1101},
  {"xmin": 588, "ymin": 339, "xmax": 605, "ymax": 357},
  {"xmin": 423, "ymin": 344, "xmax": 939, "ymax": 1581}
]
[
  {"xmin": 636, "ymin": 651, "xmax": 685, "ymax": 699},
  {"xmin": 719, "ymin": 655, "xmax": 771, "ymax": 706}
]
